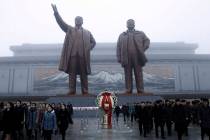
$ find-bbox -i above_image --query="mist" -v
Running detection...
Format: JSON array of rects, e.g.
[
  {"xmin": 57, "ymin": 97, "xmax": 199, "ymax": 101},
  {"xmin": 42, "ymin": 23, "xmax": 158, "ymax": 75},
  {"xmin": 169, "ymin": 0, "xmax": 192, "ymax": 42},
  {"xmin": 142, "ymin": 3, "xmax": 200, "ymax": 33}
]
[{"xmin": 0, "ymin": 0, "xmax": 210, "ymax": 56}]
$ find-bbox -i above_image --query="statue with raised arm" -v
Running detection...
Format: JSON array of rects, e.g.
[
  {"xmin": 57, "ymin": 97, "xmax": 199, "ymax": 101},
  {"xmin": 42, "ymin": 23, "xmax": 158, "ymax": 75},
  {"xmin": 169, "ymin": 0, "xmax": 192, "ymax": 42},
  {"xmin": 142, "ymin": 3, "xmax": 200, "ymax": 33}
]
[
  {"xmin": 51, "ymin": 4, "xmax": 96, "ymax": 95},
  {"xmin": 117, "ymin": 19, "xmax": 150, "ymax": 94}
]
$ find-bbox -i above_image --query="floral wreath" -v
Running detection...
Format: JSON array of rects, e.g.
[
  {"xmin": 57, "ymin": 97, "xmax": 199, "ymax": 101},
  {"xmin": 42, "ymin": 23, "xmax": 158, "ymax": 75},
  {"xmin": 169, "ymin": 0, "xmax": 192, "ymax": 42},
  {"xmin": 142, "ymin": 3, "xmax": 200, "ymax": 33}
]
[{"xmin": 95, "ymin": 90, "xmax": 118, "ymax": 111}]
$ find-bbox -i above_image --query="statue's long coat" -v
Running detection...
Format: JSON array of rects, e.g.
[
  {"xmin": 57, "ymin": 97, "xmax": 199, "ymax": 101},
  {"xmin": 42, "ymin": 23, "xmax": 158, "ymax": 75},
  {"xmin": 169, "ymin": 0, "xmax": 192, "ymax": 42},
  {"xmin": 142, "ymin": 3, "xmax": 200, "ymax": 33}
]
[
  {"xmin": 54, "ymin": 12, "xmax": 95, "ymax": 75},
  {"xmin": 117, "ymin": 30, "xmax": 150, "ymax": 67},
  {"xmin": 59, "ymin": 28, "xmax": 95, "ymax": 74}
]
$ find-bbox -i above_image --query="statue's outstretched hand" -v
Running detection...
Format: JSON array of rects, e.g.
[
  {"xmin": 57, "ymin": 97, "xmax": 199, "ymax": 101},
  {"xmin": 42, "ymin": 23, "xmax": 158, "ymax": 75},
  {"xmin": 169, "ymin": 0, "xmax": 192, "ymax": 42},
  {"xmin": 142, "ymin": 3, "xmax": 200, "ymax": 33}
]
[
  {"xmin": 51, "ymin": 3, "xmax": 69, "ymax": 32},
  {"xmin": 51, "ymin": 4, "xmax": 58, "ymax": 13}
]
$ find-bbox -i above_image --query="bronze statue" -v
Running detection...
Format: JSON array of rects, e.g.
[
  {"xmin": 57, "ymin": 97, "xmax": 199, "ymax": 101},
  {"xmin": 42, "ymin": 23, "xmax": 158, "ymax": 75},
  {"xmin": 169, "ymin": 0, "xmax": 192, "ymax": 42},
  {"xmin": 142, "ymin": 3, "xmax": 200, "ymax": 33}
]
[
  {"xmin": 117, "ymin": 19, "xmax": 150, "ymax": 94},
  {"xmin": 51, "ymin": 4, "xmax": 96, "ymax": 95}
]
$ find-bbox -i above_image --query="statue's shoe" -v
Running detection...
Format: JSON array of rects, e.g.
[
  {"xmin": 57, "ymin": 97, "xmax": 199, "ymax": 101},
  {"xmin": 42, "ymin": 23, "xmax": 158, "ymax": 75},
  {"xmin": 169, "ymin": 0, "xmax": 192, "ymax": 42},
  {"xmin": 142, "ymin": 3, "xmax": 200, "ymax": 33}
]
[
  {"xmin": 82, "ymin": 92, "xmax": 89, "ymax": 95},
  {"xmin": 123, "ymin": 91, "xmax": 132, "ymax": 95},
  {"xmin": 137, "ymin": 91, "xmax": 144, "ymax": 94},
  {"xmin": 68, "ymin": 91, "xmax": 76, "ymax": 95}
]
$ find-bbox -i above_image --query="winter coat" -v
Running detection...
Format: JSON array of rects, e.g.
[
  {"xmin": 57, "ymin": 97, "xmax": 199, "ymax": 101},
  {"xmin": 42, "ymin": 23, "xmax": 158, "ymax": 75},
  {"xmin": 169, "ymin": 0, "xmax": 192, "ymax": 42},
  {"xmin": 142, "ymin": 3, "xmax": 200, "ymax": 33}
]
[
  {"xmin": 14, "ymin": 106, "xmax": 25, "ymax": 130},
  {"xmin": 57, "ymin": 109, "xmax": 69, "ymax": 131},
  {"xmin": 42, "ymin": 111, "xmax": 57, "ymax": 130},
  {"xmin": 153, "ymin": 105, "xmax": 167, "ymax": 124},
  {"xmin": 199, "ymin": 106, "xmax": 210, "ymax": 128},
  {"xmin": 2, "ymin": 108, "xmax": 15, "ymax": 133},
  {"xmin": 25, "ymin": 108, "xmax": 37, "ymax": 130},
  {"xmin": 173, "ymin": 105, "xmax": 188, "ymax": 132},
  {"xmin": 114, "ymin": 106, "xmax": 121, "ymax": 116},
  {"xmin": 0, "ymin": 108, "xmax": 4, "ymax": 131}
]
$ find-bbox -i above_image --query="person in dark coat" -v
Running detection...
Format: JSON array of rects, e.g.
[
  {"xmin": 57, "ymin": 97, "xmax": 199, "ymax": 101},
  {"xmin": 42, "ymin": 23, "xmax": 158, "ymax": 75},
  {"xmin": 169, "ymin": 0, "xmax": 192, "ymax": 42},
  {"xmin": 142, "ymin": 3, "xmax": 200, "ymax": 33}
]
[
  {"xmin": 57, "ymin": 104, "xmax": 69, "ymax": 140},
  {"xmin": 199, "ymin": 98, "xmax": 210, "ymax": 140},
  {"xmin": 13, "ymin": 100, "xmax": 25, "ymax": 140},
  {"xmin": 67, "ymin": 103, "xmax": 74, "ymax": 124},
  {"xmin": 146, "ymin": 101, "xmax": 154, "ymax": 133},
  {"xmin": 173, "ymin": 99, "xmax": 188, "ymax": 140},
  {"xmin": 121, "ymin": 104, "xmax": 129, "ymax": 123},
  {"xmin": 114, "ymin": 105, "xmax": 121, "ymax": 123},
  {"xmin": 0, "ymin": 102, "xmax": 4, "ymax": 134},
  {"xmin": 51, "ymin": 4, "xmax": 96, "ymax": 95},
  {"xmin": 153, "ymin": 100, "xmax": 166, "ymax": 139},
  {"xmin": 117, "ymin": 19, "xmax": 150, "ymax": 94},
  {"xmin": 165, "ymin": 100, "xmax": 173, "ymax": 136},
  {"xmin": 25, "ymin": 103, "xmax": 38, "ymax": 140},
  {"xmin": 137, "ymin": 102, "xmax": 151, "ymax": 137},
  {"xmin": 2, "ymin": 102, "xmax": 15, "ymax": 140},
  {"xmin": 137, "ymin": 103, "xmax": 144, "ymax": 136},
  {"xmin": 37, "ymin": 103, "xmax": 45, "ymax": 137},
  {"xmin": 191, "ymin": 100, "xmax": 200, "ymax": 125},
  {"xmin": 129, "ymin": 103, "xmax": 135, "ymax": 123},
  {"xmin": 184, "ymin": 101, "xmax": 192, "ymax": 136},
  {"xmin": 141, "ymin": 103, "xmax": 151, "ymax": 137},
  {"xmin": 134, "ymin": 103, "xmax": 139, "ymax": 121}
]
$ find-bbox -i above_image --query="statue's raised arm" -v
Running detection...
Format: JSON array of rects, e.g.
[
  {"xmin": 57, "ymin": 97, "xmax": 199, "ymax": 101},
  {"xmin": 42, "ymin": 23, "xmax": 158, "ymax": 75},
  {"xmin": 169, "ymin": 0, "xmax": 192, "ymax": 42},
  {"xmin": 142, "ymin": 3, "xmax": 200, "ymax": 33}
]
[{"xmin": 51, "ymin": 4, "xmax": 72, "ymax": 33}]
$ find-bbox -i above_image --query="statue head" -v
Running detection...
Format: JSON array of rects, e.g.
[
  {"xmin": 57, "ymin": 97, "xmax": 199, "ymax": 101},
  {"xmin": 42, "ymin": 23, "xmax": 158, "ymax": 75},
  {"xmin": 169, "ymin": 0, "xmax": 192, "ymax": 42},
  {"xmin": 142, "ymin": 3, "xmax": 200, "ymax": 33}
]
[
  {"xmin": 127, "ymin": 19, "xmax": 135, "ymax": 30},
  {"xmin": 75, "ymin": 16, "xmax": 83, "ymax": 27}
]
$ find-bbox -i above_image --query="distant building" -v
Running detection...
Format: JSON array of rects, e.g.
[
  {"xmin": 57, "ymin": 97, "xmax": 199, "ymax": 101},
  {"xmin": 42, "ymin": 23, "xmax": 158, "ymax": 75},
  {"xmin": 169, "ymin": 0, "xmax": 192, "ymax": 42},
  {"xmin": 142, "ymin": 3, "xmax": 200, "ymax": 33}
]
[{"xmin": 10, "ymin": 42, "xmax": 198, "ymax": 56}]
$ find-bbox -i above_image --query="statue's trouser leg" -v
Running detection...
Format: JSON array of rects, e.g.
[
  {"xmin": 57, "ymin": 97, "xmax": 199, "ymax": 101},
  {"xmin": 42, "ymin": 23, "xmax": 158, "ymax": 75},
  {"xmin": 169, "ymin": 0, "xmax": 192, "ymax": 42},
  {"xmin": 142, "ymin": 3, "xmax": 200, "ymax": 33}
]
[
  {"xmin": 69, "ymin": 57, "xmax": 77, "ymax": 94},
  {"xmin": 124, "ymin": 65, "xmax": 133, "ymax": 93},
  {"xmin": 80, "ymin": 70, "xmax": 88, "ymax": 94},
  {"xmin": 69, "ymin": 74, "xmax": 76, "ymax": 94},
  {"xmin": 134, "ymin": 65, "xmax": 144, "ymax": 93},
  {"xmin": 80, "ymin": 76, "xmax": 88, "ymax": 94},
  {"xmin": 78, "ymin": 58, "xmax": 88, "ymax": 94},
  {"xmin": 129, "ymin": 51, "xmax": 144, "ymax": 93}
]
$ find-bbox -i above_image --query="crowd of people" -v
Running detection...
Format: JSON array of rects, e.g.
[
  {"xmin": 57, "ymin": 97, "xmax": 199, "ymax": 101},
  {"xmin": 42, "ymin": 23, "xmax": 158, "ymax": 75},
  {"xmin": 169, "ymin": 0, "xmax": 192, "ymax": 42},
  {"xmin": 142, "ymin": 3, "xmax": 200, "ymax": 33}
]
[
  {"xmin": 1, "ymin": 99, "xmax": 210, "ymax": 140},
  {"xmin": 114, "ymin": 98, "xmax": 210, "ymax": 140},
  {"xmin": 0, "ymin": 101, "xmax": 73, "ymax": 140}
]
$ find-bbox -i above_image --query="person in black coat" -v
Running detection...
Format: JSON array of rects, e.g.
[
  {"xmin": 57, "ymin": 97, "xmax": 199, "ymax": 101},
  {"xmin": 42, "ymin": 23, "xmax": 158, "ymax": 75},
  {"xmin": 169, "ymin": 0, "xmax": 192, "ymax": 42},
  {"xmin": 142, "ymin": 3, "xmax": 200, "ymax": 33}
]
[
  {"xmin": 199, "ymin": 98, "xmax": 210, "ymax": 140},
  {"xmin": 191, "ymin": 100, "xmax": 200, "ymax": 125},
  {"xmin": 146, "ymin": 101, "xmax": 154, "ymax": 133},
  {"xmin": 14, "ymin": 100, "xmax": 25, "ymax": 140},
  {"xmin": 121, "ymin": 105, "xmax": 127, "ymax": 123},
  {"xmin": 137, "ymin": 102, "xmax": 151, "ymax": 137},
  {"xmin": 137, "ymin": 102, "xmax": 144, "ymax": 136},
  {"xmin": 114, "ymin": 106, "xmax": 121, "ymax": 123},
  {"xmin": 121, "ymin": 104, "xmax": 129, "ymax": 123},
  {"xmin": 57, "ymin": 104, "xmax": 69, "ymax": 140},
  {"xmin": 184, "ymin": 101, "xmax": 192, "ymax": 136},
  {"xmin": 67, "ymin": 103, "xmax": 74, "ymax": 124},
  {"xmin": 165, "ymin": 100, "xmax": 173, "ymax": 136},
  {"xmin": 173, "ymin": 99, "xmax": 188, "ymax": 140},
  {"xmin": 153, "ymin": 100, "xmax": 166, "ymax": 139},
  {"xmin": 1, "ymin": 102, "xmax": 15, "ymax": 140},
  {"xmin": 141, "ymin": 103, "xmax": 151, "ymax": 137},
  {"xmin": 0, "ymin": 102, "xmax": 4, "ymax": 134}
]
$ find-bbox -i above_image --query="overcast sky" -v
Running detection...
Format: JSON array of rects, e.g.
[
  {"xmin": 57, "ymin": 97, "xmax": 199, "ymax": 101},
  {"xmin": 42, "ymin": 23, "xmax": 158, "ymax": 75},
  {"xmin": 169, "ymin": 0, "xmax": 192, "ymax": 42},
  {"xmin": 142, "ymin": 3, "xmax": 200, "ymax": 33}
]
[{"xmin": 0, "ymin": 0, "xmax": 210, "ymax": 56}]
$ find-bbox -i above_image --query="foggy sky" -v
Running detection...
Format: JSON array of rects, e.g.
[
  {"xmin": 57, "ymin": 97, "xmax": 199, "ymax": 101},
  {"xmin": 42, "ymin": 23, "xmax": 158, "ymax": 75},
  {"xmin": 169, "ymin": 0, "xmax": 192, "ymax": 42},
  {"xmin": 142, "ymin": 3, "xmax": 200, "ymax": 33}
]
[{"xmin": 0, "ymin": 0, "xmax": 210, "ymax": 56}]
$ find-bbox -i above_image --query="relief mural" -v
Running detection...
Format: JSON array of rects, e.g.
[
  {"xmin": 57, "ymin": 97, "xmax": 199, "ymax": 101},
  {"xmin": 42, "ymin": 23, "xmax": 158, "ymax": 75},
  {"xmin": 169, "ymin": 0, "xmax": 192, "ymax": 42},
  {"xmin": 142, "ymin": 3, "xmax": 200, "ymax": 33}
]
[{"xmin": 33, "ymin": 64, "xmax": 175, "ymax": 94}]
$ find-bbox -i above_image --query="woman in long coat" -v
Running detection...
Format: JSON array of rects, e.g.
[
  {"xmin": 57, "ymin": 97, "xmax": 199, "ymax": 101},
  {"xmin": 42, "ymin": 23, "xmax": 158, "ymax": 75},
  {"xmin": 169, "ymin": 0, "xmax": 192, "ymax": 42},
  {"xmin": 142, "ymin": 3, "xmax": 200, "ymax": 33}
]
[
  {"xmin": 57, "ymin": 104, "xmax": 69, "ymax": 140},
  {"xmin": 2, "ymin": 102, "xmax": 15, "ymax": 140}
]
